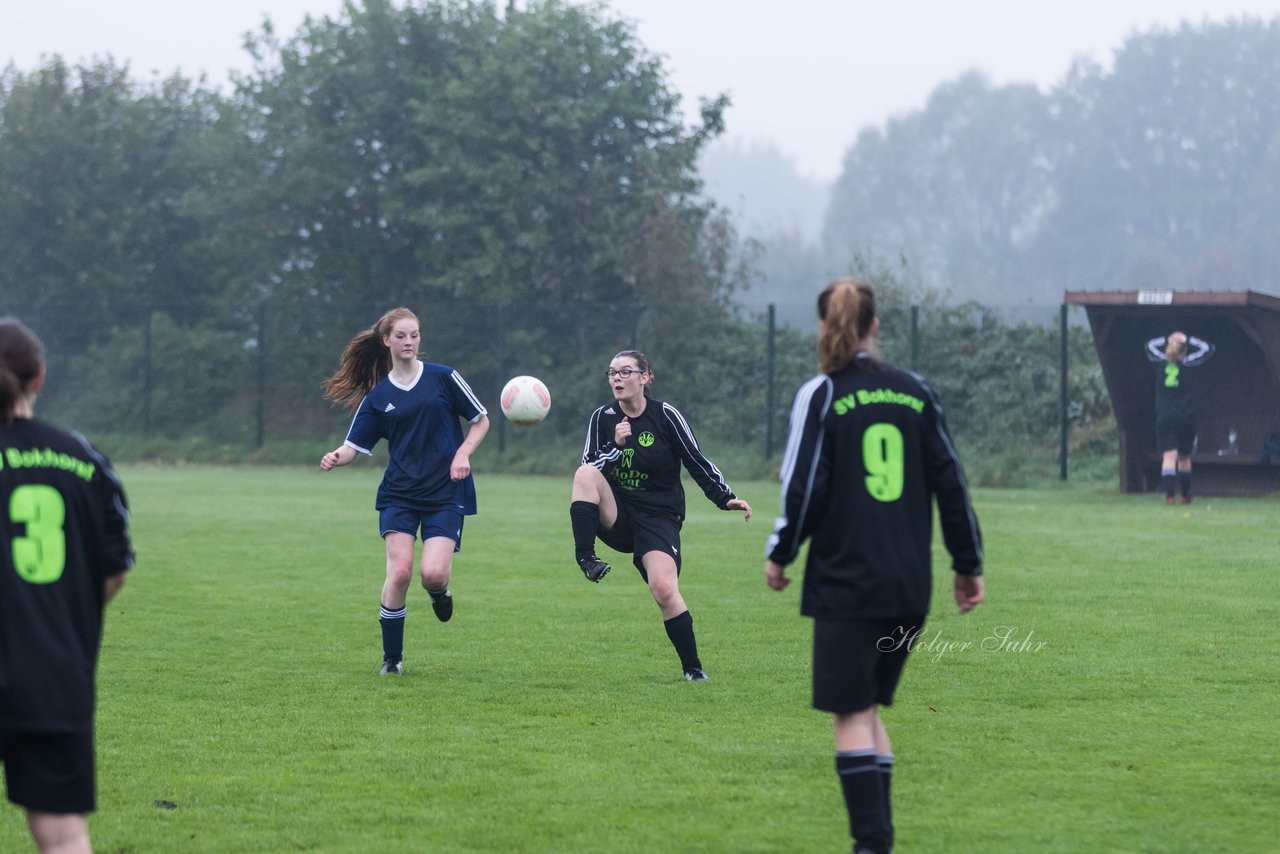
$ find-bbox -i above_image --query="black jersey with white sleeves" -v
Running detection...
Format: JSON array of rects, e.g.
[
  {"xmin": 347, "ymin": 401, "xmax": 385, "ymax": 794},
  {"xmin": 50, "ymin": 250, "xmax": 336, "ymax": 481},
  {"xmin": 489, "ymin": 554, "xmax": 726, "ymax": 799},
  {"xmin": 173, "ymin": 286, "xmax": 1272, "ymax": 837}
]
[
  {"xmin": 1145, "ymin": 336, "xmax": 1214, "ymax": 421},
  {"xmin": 1, "ymin": 417, "xmax": 134, "ymax": 731},
  {"xmin": 766, "ymin": 357, "xmax": 982, "ymax": 619},
  {"xmin": 581, "ymin": 398, "xmax": 736, "ymax": 520}
]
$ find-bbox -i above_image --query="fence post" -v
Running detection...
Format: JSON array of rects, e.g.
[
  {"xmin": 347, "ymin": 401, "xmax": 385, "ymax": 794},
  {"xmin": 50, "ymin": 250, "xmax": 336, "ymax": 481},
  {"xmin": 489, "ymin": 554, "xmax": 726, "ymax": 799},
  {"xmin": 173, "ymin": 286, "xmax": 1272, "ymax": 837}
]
[
  {"xmin": 1059, "ymin": 303, "xmax": 1069, "ymax": 481},
  {"xmin": 765, "ymin": 304, "xmax": 777, "ymax": 460},
  {"xmin": 142, "ymin": 311, "xmax": 153, "ymax": 437},
  {"xmin": 910, "ymin": 304, "xmax": 920, "ymax": 372},
  {"xmin": 256, "ymin": 300, "xmax": 266, "ymax": 448}
]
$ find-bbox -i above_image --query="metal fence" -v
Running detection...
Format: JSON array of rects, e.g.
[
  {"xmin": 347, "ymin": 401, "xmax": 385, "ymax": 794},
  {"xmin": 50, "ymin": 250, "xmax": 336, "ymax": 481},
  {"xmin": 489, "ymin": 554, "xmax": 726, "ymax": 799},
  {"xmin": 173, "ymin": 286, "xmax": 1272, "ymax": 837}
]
[{"xmin": 11, "ymin": 298, "xmax": 1105, "ymax": 478}]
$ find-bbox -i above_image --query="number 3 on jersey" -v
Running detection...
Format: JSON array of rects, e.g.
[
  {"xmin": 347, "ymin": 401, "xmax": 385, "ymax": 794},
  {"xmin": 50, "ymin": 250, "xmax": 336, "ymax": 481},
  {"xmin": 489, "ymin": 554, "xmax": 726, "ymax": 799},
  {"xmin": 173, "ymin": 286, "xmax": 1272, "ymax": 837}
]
[
  {"xmin": 863, "ymin": 423, "xmax": 905, "ymax": 502},
  {"xmin": 10, "ymin": 484, "xmax": 66, "ymax": 584}
]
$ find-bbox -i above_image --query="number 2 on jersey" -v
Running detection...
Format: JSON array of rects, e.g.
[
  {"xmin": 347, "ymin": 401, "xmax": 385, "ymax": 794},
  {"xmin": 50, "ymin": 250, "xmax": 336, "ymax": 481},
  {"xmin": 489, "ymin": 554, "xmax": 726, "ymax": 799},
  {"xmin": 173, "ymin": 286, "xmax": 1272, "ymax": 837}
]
[
  {"xmin": 863, "ymin": 423, "xmax": 905, "ymax": 502},
  {"xmin": 10, "ymin": 484, "xmax": 67, "ymax": 584}
]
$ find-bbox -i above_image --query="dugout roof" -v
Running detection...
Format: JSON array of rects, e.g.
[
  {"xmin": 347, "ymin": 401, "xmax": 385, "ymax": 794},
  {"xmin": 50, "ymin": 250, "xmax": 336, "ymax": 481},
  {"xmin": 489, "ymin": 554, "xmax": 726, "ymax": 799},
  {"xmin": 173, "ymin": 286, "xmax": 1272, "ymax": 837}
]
[{"xmin": 1065, "ymin": 289, "xmax": 1280, "ymax": 496}]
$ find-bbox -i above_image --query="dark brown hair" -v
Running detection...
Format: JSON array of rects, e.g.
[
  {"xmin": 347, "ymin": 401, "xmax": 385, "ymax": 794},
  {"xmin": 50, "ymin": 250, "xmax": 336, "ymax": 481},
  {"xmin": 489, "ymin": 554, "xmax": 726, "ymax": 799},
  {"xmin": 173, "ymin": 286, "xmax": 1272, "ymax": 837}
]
[
  {"xmin": 817, "ymin": 279, "xmax": 877, "ymax": 373},
  {"xmin": 322, "ymin": 307, "xmax": 419, "ymax": 411},
  {"xmin": 0, "ymin": 318, "xmax": 45, "ymax": 425}
]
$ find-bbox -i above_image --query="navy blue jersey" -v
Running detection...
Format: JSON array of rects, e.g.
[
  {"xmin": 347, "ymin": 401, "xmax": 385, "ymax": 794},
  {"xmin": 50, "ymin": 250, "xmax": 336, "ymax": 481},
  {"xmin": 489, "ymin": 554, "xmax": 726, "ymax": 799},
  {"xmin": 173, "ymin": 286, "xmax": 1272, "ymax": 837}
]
[
  {"xmin": 766, "ymin": 356, "xmax": 982, "ymax": 619},
  {"xmin": 1, "ymin": 418, "xmax": 133, "ymax": 732},
  {"xmin": 344, "ymin": 361, "xmax": 487, "ymax": 514},
  {"xmin": 581, "ymin": 398, "xmax": 736, "ymax": 522},
  {"xmin": 1146, "ymin": 336, "xmax": 1214, "ymax": 422}
]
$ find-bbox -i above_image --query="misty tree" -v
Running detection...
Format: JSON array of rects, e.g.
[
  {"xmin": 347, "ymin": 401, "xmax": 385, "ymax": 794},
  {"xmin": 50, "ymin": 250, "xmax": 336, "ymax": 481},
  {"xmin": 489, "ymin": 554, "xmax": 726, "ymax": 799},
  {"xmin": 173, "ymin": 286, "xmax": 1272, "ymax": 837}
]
[
  {"xmin": 240, "ymin": 0, "xmax": 742, "ymax": 314},
  {"xmin": 1045, "ymin": 18, "xmax": 1280, "ymax": 292},
  {"xmin": 822, "ymin": 72, "xmax": 1057, "ymax": 303}
]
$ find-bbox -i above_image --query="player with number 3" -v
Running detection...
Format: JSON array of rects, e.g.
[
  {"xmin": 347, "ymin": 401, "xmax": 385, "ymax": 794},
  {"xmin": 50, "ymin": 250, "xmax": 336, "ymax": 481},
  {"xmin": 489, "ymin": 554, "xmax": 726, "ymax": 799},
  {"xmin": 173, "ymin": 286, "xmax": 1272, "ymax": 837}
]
[{"xmin": 763, "ymin": 280, "xmax": 983, "ymax": 854}]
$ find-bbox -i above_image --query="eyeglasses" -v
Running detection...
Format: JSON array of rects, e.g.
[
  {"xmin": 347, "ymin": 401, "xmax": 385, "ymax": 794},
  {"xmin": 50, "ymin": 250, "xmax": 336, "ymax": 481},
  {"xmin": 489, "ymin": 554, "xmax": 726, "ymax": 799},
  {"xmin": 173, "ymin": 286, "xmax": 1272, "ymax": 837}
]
[{"xmin": 605, "ymin": 368, "xmax": 643, "ymax": 379}]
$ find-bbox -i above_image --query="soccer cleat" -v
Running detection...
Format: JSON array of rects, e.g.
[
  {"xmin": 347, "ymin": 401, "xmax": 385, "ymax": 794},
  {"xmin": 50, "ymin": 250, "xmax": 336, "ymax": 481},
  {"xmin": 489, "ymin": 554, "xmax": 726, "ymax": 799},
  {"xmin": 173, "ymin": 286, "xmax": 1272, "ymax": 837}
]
[
  {"xmin": 429, "ymin": 587, "xmax": 454, "ymax": 623},
  {"xmin": 379, "ymin": 658, "xmax": 403, "ymax": 676},
  {"xmin": 1180, "ymin": 495, "xmax": 1192, "ymax": 505},
  {"xmin": 578, "ymin": 555, "xmax": 611, "ymax": 583},
  {"xmin": 684, "ymin": 667, "xmax": 709, "ymax": 682},
  {"xmin": 1165, "ymin": 495, "xmax": 1176, "ymax": 505}
]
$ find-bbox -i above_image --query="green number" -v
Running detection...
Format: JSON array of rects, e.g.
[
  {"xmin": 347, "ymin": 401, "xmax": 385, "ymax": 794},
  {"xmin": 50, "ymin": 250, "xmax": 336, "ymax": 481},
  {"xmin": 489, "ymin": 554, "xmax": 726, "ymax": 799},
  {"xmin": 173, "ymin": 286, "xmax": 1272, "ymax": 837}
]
[
  {"xmin": 1164, "ymin": 364, "xmax": 1180, "ymax": 388},
  {"xmin": 10, "ymin": 485, "xmax": 66, "ymax": 584},
  {"xmin": 863, "ymin": 423, "xmax": 905, "ymax": 502}
]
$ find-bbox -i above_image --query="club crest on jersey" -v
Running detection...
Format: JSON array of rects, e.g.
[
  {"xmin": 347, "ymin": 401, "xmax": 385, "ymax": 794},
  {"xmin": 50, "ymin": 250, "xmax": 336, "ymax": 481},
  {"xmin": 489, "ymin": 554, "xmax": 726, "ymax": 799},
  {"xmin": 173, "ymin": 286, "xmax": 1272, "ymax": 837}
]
[{"xmin": 638, "ymin": 431, "xmax": 655, "ymax": 447}]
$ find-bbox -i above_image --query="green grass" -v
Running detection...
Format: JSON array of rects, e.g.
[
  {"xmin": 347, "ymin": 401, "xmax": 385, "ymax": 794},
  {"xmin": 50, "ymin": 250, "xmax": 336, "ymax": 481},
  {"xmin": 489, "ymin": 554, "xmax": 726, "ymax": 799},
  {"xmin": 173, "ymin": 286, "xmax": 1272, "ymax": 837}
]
[{"xmin": 2, "ymin": 469, "xmax": 1276, "ymax": 852}]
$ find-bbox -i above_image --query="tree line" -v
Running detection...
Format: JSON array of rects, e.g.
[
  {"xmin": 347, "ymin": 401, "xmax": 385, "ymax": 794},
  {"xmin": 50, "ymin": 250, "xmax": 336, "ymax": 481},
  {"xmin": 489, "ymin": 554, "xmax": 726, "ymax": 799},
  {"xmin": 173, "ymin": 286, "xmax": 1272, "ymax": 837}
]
[{"xmin": 740, "ymin": 17, "xmax": 1280, "ymax": 307}]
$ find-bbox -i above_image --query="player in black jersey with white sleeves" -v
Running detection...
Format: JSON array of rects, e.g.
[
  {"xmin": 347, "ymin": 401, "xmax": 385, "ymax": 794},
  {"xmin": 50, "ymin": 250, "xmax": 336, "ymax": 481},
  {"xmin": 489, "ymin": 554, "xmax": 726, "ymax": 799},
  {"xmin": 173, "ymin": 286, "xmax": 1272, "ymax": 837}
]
[
  {"xmin": 764, "ymin": 281, "xmax": 982, "ymax": 854},
  {"xmin": 1, "ymin": 318, "xmax": 133, "ymax": 854},
  {"xmin": 569, "ymin": 350, "xmax": 752, "ymax": 682}
]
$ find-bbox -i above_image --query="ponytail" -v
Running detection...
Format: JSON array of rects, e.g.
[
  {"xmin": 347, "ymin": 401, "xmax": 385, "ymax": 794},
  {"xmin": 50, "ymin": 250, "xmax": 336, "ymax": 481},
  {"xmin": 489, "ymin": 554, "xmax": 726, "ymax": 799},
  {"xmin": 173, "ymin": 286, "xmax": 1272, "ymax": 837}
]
[{"xmin": 817, "ymin": 279, "xmax": 877, "ymax": 373}]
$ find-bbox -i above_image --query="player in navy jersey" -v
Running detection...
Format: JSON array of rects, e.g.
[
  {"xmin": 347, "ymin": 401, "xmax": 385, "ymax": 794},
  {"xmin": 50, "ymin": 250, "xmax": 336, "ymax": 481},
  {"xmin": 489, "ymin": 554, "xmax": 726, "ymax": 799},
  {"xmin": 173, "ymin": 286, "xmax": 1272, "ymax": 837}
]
[
  {"xmin": 763, "ymin": 281, "xmax": 983, "ymax": 854},
  {"xmin": 321, "ymin": 307, "xmax": 489, "ymax": 676},
  {"xmin": 1, "ymin": 318, "xmax": 134, "ymax": 854},
  {"xmin": 1146, "ymin": 332, "xmax": 1214, "ymax": 504},
  {"xmin": 569, "ymin": 350, "xmax": 752, "ymax": 682}
]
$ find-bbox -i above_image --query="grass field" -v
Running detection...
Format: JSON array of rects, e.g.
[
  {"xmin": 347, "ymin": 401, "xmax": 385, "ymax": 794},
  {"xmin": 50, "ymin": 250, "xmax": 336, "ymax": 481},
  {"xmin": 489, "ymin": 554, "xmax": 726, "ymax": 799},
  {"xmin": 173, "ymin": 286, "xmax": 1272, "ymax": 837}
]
[{"xmin": 2, "ymin": 466, "xmax": 1277, "ymax": 853}]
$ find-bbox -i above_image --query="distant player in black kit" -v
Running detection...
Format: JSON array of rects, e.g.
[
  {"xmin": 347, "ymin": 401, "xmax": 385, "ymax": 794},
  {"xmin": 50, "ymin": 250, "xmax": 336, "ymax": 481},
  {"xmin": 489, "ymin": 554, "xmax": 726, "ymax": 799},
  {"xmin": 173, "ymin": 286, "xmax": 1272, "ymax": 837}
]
[
  {"xmin": 0, "ymin": 318, "xmax": 134, "ymax": 854},
  {"xmin": 1145, "ymin": 331, "xmax": 1214, "ymax": 504},
  {"xmin": 569, "ymin": 350, "xmax": 752, "ymax": 681},
  {"xmin": 763, "ymin": 281, "xmax": 983, "ymax": 854}
]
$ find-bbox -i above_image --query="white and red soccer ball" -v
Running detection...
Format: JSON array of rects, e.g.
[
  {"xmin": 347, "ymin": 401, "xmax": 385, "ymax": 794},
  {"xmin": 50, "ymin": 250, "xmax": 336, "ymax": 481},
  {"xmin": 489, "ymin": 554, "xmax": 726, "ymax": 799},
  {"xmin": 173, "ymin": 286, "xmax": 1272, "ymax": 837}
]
[{"xmin": 500, "ymin": 375, "xmax": 551, "ymax": 426}]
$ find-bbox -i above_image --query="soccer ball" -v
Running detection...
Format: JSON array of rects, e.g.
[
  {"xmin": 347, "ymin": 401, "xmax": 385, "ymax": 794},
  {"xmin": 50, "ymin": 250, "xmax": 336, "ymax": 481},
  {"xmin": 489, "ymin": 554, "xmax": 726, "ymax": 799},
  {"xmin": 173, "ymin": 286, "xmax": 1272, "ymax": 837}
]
[{"xmin": 500, "ymin": 375, "xmax": 551, "ymax": 426}]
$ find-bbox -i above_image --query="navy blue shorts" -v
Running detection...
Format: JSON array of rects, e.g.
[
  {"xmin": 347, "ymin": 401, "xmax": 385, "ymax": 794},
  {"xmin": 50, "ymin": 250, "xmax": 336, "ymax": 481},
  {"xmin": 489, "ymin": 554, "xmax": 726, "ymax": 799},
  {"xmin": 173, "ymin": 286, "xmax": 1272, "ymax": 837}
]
[
  {"xmin": 1, "ymin": 729, "xmax": 95, "ymax": 814},
  {"xmin": 597, "ymin": 502, "xmax": 682, "ymax": 581},
  {"xmin": 811, "ymin": 617, "xmax": 925, "ymax": 714},
  {"xmin": 379, "ymin": 506, "xmax": 463, "ymax": 551}
]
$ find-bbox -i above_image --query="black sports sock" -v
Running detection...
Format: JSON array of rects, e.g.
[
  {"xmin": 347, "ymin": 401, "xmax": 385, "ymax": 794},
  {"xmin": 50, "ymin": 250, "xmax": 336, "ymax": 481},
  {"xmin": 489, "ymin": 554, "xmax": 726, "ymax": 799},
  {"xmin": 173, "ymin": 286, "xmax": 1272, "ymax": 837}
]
[
  {"xmin": 836, "ymin": 750, "xmax": 891, "ymax": 853},
  {"xmin": 877, "ymin": 753, "xmax": 895, "ymax": 847},
  {"xmin": 663, "ymin": 610, "xmax": 701, "ymax": 672},
  {"xmin": 379, "ymin": 603, "xmax": 406, "ymax": 662},
  {"xmin": 1178, "ymin": 471, "xmax": 1192, "ymax": 498},
  {"xmin": 1161, "ymin": 473, "xmax": 1176, "ymax": 498},
  {"xmin": 570, "ymin": 501, "xmax": 601, "ymax": 561}
]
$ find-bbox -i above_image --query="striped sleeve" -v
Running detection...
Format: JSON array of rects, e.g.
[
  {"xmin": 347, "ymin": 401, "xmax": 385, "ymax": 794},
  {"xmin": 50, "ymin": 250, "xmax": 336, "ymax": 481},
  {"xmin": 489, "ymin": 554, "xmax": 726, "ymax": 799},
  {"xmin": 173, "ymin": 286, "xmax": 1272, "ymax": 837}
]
[
  {"xmin": 662, "ymin": 402, "xmax": 735, "ymax": 508},
  {"xmin": 449, "ymin": 370, "xmax": 488, "ymax": 421},
  {"xmin": 581, "ymin": 407, "xmax": 621, "ymax": 470},
  {"xmin": 766, "ymin": 375, "xmax": 832, "ymax": 565}
]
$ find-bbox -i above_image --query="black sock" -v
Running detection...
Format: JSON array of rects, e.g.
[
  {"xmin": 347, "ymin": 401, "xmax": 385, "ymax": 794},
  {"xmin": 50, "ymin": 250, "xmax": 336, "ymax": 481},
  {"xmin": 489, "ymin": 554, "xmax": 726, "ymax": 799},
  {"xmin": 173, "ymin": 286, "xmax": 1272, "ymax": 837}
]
[
  {"xmin": 1161, "ymin": 473, "xmax": 1176, "ymax": 498},
  {"xmin": 570, "ymin": 501, "xmax": 600, "ymax": 561},
  {"xmin": 379, "ymin": 603, "xmax": 406, "ymax": 662},
  {"xmin": 663, "ymin": 610, "xmax": 701, "ymax": 671},
  {"xmin": 1178, "ymin": 471, "xmax": 1192, "ymax": 498},
  {"xmin": 877, "ymin": 753, "xmax": 895, "ymax": 846},
  {"xmin": 836, "ymin": 750, "xmax": 891, "ymax": 853}
]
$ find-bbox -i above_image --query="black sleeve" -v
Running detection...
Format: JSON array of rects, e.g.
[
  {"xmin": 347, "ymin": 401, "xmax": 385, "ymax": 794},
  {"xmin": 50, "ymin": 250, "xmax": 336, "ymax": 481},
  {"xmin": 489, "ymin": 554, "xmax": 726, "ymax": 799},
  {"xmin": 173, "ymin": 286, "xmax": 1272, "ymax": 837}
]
[
  {"xmin": 662, "ymin": 404, "xmax": 735, "ymax": 509},
  {"xmin": 919, "ymin": 380, "xmax": 983, "ymax": 575},
  {"xmin": 78, "ymin": 435, "xmax": 134, "ymax": 577},
  {"xmin": 766, "ymin": 376, "xmax": 832, "ymax": 565},
  {"xmin": 581, "ymin": 407, "xmax": 621, "ymax": 475}
]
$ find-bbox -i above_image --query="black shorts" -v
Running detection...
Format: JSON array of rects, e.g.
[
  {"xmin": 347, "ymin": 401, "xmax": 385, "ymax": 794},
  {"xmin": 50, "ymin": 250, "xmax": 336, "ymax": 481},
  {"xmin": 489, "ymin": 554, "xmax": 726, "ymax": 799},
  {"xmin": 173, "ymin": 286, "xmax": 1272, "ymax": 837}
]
[
  {"xmin": 812, "ymin": 617, "xmax": 925, "ymax": 714},
  {"xmin": 597, "ymin": 501, "xmax": 682, "ymax": 581},
  {"xmin": 1156, "ymin": 417, "xmax": 1196, "ymax": 456},
  {"xmin": 0, "ymin": 729, "xmax": 96, "ymax": 814}
]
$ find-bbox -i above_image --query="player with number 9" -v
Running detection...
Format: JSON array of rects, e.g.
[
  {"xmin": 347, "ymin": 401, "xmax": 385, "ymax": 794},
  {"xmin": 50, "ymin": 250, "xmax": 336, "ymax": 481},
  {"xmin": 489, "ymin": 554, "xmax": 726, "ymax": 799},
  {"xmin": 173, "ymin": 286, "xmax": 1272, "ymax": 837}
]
[{"xmin": 763, "ymin": 279, "xmax": 983, "ymax": 854}]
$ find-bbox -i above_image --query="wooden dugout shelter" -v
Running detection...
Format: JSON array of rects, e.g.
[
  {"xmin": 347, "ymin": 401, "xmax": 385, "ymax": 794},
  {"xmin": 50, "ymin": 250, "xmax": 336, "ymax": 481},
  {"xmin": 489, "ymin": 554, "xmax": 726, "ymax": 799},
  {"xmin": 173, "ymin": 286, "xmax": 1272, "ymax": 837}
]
[{"xmin": 1065, "ymin": 289, "xmax": 1280, "ymax": 497}]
